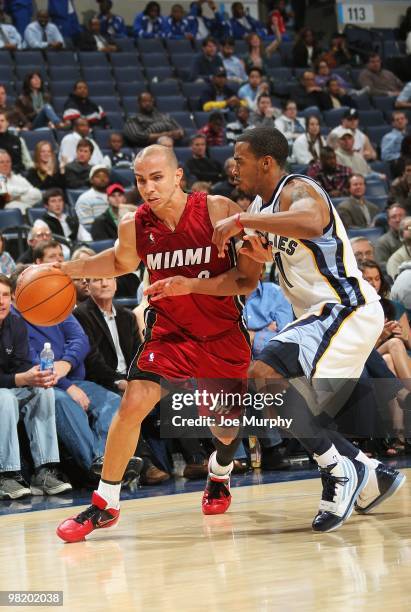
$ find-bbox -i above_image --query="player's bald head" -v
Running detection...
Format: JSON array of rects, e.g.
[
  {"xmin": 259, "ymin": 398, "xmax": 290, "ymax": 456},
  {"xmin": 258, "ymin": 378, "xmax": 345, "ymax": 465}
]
[{"xmin": 134, "ymin": 144, "xmax": 178, "ymax": 172}]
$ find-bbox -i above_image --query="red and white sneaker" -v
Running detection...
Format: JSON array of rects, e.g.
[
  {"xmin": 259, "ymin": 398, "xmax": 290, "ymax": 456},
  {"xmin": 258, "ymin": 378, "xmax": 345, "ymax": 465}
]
[
  {"xmin": 202, "ymin": 453, "xmax": 232, "ymax": 515},
  {"xmin": 56, "ymin": 492, "xmax": 120, "ymax": 543}
]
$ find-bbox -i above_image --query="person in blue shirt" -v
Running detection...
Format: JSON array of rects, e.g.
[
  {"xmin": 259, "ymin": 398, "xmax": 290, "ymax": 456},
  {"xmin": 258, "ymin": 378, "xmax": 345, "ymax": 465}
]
[
  {"xmin": 0, "ymin": 9, "xmax": 24, "ymax": 49},
  {"xmin": 133, "ymin": 1, "xmax": 164, "ymax": 39},
  {"xmin": 24, "ymin": 9, "xmax": 64, "ymax": 49},
  {"xmin": 163, "ymin": 4, "xmax": 193, "ymax": 40},
  {"xmin": 97, "ymin": 0, "xmax": 127, "ymax": 38},
  {"xmin": 188, "ymin": 1, "xmax": 228, "ymax": 41},
  {"xmin": 48, "ymin": 0, "xmax": 80, "ymax": 38},
  {"xmin": 381, "ymin": 111, "xmax": 409, "ymax": 162},
  {"xmin": 4, "ymin": 0, "xmax": 32, "ymax": 37},
  {"xmin": 229, "ymin": 2, "xmax": 266, "ymax": 40}
]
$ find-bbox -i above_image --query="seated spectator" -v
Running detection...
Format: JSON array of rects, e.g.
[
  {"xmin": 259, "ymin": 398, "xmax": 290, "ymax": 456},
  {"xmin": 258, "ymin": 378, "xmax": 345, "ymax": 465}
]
[
  {"xmin": 63, "ymin": 80, "xmax": 108, "ymax": 129},
  {"xmin": 381, "ymin": 111, "xmax": 409, "ymax": 163},
  {"xmin": 198, "ymin": 111, "xmax": 226, "ymax": 145},
  {"xmin": 375, "ymin": 204, "xmax": 407, "ymax": 271},
  {"xmin": 395, "ymin": 80, "xmax": 411, "ymax": 110},
  {"xmin": 335, "ymin": 131, "xmax": 377, "ymax": 176},
  {"xmin": 211, "ymin": 157, "xmax": 237, "ymax": 198},
  {"xmin": 359, "ymin": 259, "xmax": 411, "ymax": 381},
  {"xmin": 399, "ymin": 7, "xmax": 411, "ymax": 52},
  {"xmin": 189, "ymin": 36, "xmax": 224, "ymax": 81},
  {"xmin": 188, "ymin": 1, "xmax": 228, "ymax": 41},
  {"xmin": 226, "ymin": 105, "xmax": 254, "ymax": 145},
  {"xmin": 250, "ymin": 93, "xmax": 281, "ymax": 127},
  {"xmin": 156, "ymin": 135, "xmax": 174, "ymax": 148},
  {"xmin": 73, "ymin": 16, "xmax": 118, "ymax": 52},
  {"xmin": 17, "ymin": 221, "xmax": 52, "ymax": 264},
  {"xmin": 102, "ymin": 133, "xmax": 133, "ymax": 169},
  {"xmin": 314, "ymin": 58, "xmax": 351, "ymax": 91},
  {"xmin": 48, "ymin": 0, "xmax": 80, "ymax": 38},
  {"xmin": 0, "ymin": 149, "xmax": 41, "ymax": 213},
  {"xmin": 229, "ymin": 2, "xmax": 266, "ymax": 40},
  {"xmin": 337, "ymin": 174, "xmax": 380, "ymax": 229},
  {"xmin": 390, "ymin": 158, "xmax": 411, "ymax": 208},
  {"xmin": 59, "ymin": 118, "xmax": 105, "ymax": 167},
  {"xmin": 33, "ymin": 238, "xmax": 64, "ymax": 264},
  {"xmin": 243, "ymin": 33, "xmax": 271, "ymax": 74},
  {"xmin": 292, "ymin": 27, "xmax": 321, "ymax": 68},
  {"xmin": 91, "ymin": 183, "xmax": 127, "ymax": 240},
  {"xmin": 184, "ymin": 133, "xmax": 224, "ymax": 184},
  {"xmin": 75, "ymin": 164, "xmax": 110, "ymax": 227},
  {"xmin": 0, "ymin": 231, "xmax": 15, "ymax": 275},
  {"xmin": 327, "ymin": 108, "xmax": 377, "ymax": 161},
  {"xmin": 0, "ymin": 86, "xmax": 28, "ymax": 131},
  {"xmin": 123, "ymin": 92, "xmax": 184, "ymax": 148},
  {"xmin": 24, "ymin": 9, "xmax": 64, "ymax": 49},
  {"xmin": 199, "ymin": 67, "xmax": 243, "ymax": 112},
  {"xmin": 293, "ymin": 71, "xmax": 328, "ymax": 110},
  {"xmin": 358, "ymin": 53, "xmax": 403, "ymax": 97},
  {"xmin": 391, "ymin": 261, "xmax": 411, "ymax": 311},
  {"xmin": 191, "ymin": 180, "xmax": 211, "ymax": 193},
  {"xmin": 97, "ymin": 0, "xmax": 127, "ymax": 38},
  {"xmin": 238, "ymin": 67, "xmax": 270, "ymax": 110},
  {"xmin": 16, "ymin": 71, "xmax": 65, "ymax": 131},
  {"xmin": 70, "ymin": 246, "xmax": 94, "ymax": 304},
  {"xmin": 0, "ymin": 274, "xmax": 71, "ymax": 499},
  {"xmin": 321, "ymin": 77, "xmax": 355, "ymax": 111},
  {"xmin": 292, "ymin": 114, "xmax": 326, "ymax": 164},
  {"xmin": 220, "ymin": 36, "xmax": 247, "ymax": 82},
  {"xmin": 307, "ymin": 146, "xmax": 351, "ymax": 197},
  {"xmin": 232, "ymin": 188, "xmax": 252, "ymax": 211},
  {"xmin": 64, "ymin": 139, "xmax": 94, "ymax": 189},
  {"xmin": 274, "ymin": 100, "xmax": 305, "ymax": 146},
  {"xmin": 386, "ymin": 216, "xmax": 411, "ymax": 279},
  {"xmin": 265, "ymin": 7, "xmax": 283, "ymax": 50},
  {"xmin": 0, "ymin": 9, "xmax": 23, "ymax": 49},
  {"xmin": 350, "ymin": 236, "xmax": 375, "ymax": 263},
  {"xmin": 42, "ymin": 187, "xmax": 91, "ymax": 243},
  {"xmin": 133, "ymin": 1, "xmax": 164, "ymax": 39},
  {"xmin": 26, "ymin": 141, "xmax": 65, "ymax": 191},
  {"xmin": 0, "ymin": 112, "xmax": 31, "ymax": 174},
  {"xmin": 163, "ymin": 3, "xmax": 193, "ymax": 40},
  {"xmin": 321, "ymin": 32, "xmax": 352, "ymax": 68}
]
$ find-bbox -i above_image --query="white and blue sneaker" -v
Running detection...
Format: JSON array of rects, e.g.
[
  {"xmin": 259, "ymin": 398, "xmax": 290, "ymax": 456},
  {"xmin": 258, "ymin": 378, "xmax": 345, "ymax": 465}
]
[
  {"xmin": 354, "ymin": 463, "xmax": 406, "ymax": 514},
  {"xmin": 312, "ymin": 457, "xmax": 369, "ymax": 533}
]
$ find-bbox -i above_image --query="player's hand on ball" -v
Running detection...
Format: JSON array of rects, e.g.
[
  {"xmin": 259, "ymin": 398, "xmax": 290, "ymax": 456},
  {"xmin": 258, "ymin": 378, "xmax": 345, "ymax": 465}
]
[
  {"xmin": 212, "ymin": 215, "xmax": 242, "ymax": 257},
  {"xmin": 239, "ymin": 235, "xmax": 272, "ymax": 263},
  {"xmin": 145, "ymin": 276, "xmax": 193, "ymax": 301}
]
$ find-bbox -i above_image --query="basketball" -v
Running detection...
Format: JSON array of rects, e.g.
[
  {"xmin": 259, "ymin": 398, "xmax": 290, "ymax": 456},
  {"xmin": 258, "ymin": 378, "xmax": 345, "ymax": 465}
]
[{"xmin": 15, "ymin": 266, "xmax": 76, "ymax": 326}]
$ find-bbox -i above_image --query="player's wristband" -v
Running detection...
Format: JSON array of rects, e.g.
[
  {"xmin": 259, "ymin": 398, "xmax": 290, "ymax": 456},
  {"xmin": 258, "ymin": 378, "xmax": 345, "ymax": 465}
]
[{"xmin": 234, "ymin": 213, "xmax": 244, "ymax": 230}]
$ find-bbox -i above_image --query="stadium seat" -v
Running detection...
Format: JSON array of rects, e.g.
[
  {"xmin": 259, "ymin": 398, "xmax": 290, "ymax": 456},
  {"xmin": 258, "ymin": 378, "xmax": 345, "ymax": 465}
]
[
  {"xmin": 78, "ymin": 52, "xmax": 110, "ymax": 67},
  {"xmin": 323, "ymin": 107, "xmax": 350, "ymax": 128},
  {"xmin": 85, "ymin": 239, "xmax": 115, "ymax": 253},
  {"xmin": 150, "ymin": 81, "xmax": 181, "ymax": 96},
  {"xmin": 169, "ymin": 111, "xmax": 195, "ymax": 129},
  {"xmin": 268, "ymin": 67, "xmax": 293, "ymax": 81},
  {"xmin": 117, "ymin": 82, "xmax": 148, "ymax": 98},
  {"xmin": 114, "ymin": 297, "xmax": 138, "ymax": 308},
  {"xmin": 140, "ymin": 52, "xmax": 170, "ymax": 68},
  {"xmin": 136, "ymin": 39, "xmax": 165, "ymax": 53},
  {"xmin": 113, "ymin": 66, "xmax": 145, "ymax": 83},
  {"xmin": 208, "ymin": 146, "xmax": 232, "ymax": 164},
  {"xmin": 369, "ymin": 160, "xmax": 391, "ymax": 178},
  {"xmin": 105, "ymin": 112, "xmax": 124, "ymax": 129},
  {"xmin": 175, "ymin": 146, "xmax": 193, "ymax": 164},
  {"xmin": 156, "ymin": 96, "xmax": 187, "ymax": 111},
  {"xmin": 193, "ymin": 111, "xmax": 212, "ymax": 127},
  {"xmin": 87, "ymin": 82, "xmax": 117, "ymax": 96},
  {"xmin": 122, "ymin": 97, "xmax": 139, "ymax": 114},
  {"xmin": 290, "ymin": 163, "xmax": 309, "ymax": 174},
  {"xmin": 279, "ymin": 41, "xmax": 294, "ymax": 65},
  {"xmin": 112, "ymin": 168, "xmax": 134, "ymax": 186},
  {"xmin": 111, "ymin": 38, "xmax": 136, "ymax": 52},
  {"xmin": 93, "ymin": 97, "xmax": 122, "ymax": 113},
  {"xmin": 14, "ymin": 50, "xmax": 45, "ymax": 67},
  {"xmin": 0, "ymin": 51, "xmax": 14, "ymax": 66},
  {"xmin": 48, "ymin": 66, "xmax": 81, "ymax": 82},
  {"xmin": 82, "ymin": 66, "xmax": 113, "ymax": 82},
  {"xmin": 20, "ymin": 130, "xmax": 56, "ymax": 152},
  {"xmin": 367, "ymin": 195, "xmax": 388, "ymax": 210},
  {"xmin": 234, "ymin": 40, "xmax": 248, "ymax": 56},
  {"xmin": 169, "ymin": 53, "xmax": 194, "ymax": 69},
  {"xmin": 145, "ymin": 66, "xmax": 175, "ymax": 80},
  {"xmin": 266, "ymin": 53, "xmax": 283, "ymax": 68},
  {"xmin": 93, "ymin": 129, "xmax": 122, "ymax": 148},
  {"xmin": 27, "ymin": 208, "xmax": 46, "ymax": 225},
  {"xmin": 15, "ymin": 65, "xmax": 47, "ymax": 82},
  {"xmin": 347, "ymin": 227, "xmax": 384, "ymax": 242},
  {"xmin": 66, "ymin": 189, "xmax": 86, "ymax": 208},
  {"xmin": 365, "ymin": 180, "xmax": 388, "ymax": 198},
  {"xmin": 110, "ymin": 52, "xmax": 140, "ymax": 68},
  {"xmin": 50, "ymin": 81, "xmax": 75, "ymax": 98},
  {"xmin": 372, "ymin": 96, "xmax": 395, "ymax": 113},
  {"xmin": 165, "ymin": 39, "xmax": 194, "ymax": 53},
  {"xmin": 181, "ymin": 82, "xmax": 206, "ymax": 98},
  {"xmin": 358, "ymin": 110, "xmax": 384, "ymax": 127},
  {"xmin": 46, "ymin": 51, "xmax": 77, "ymax": 66},
  {"xmin": 0, "ymin": 208, "xmax": 24, "ymax": 229},
  {"xmin": 367, "ymin": 125, "xmax": 392, "ymax": 146},
  {"xmin": 0, "ymin": 65, "xmax": 15, "ymax": 84}
]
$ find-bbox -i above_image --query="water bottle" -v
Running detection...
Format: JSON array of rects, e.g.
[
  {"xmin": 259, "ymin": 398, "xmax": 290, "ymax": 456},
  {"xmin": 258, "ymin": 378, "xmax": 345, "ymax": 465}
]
[
  {"xmin": 249, "ymin": 436, "xmax": 261, "ymax": 468},
  {"xmin": 40, "ymin": 342, "xmax": 54, "ymax": 371}
]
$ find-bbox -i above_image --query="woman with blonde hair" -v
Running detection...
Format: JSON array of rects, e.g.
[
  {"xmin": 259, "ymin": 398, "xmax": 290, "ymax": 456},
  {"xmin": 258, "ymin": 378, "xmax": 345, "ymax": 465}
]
[{"xmin": 26, "ymin": 141, "xmax": 65, "ymax": 190}]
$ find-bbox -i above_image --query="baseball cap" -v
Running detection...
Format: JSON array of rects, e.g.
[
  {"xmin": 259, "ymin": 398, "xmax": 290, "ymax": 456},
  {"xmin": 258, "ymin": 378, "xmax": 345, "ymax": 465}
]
[
  {"xmin": 89, "ymin": 164, "xmax": 110, "ymax": 180},
  {"xmin": 343, "ymin": 108, "xmax": 359, "ymax": 120},
  {"xmin": 213, "ymin": 67, "xmax": 227, "ymax": 77},
  {"xmin": 107, "ymin": 183, "xmax": 125, "ymax": 196},
  {"xmin": 339, "ymin": 130, "xmax": 354, "ymax": 138}
]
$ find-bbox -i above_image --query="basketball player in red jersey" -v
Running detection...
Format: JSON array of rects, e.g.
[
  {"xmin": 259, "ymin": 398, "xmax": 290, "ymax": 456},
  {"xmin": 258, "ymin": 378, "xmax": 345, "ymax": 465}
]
[{"xmin": 55, "ymin": 144, "xmax": 261, "ymax": 543}]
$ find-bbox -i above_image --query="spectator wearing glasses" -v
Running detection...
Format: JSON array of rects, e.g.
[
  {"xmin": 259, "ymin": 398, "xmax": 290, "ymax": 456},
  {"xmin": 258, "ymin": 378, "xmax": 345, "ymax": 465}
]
[{"xmin": 16, "ymin": 221, "xmax": 52, "ymax": 264}]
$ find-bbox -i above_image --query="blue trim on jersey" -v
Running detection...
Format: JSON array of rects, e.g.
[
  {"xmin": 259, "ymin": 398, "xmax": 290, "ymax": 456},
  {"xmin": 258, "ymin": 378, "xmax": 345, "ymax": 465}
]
[{"xmin": 311, "ymin": 305, "xmax": 355, "ymax": 377}]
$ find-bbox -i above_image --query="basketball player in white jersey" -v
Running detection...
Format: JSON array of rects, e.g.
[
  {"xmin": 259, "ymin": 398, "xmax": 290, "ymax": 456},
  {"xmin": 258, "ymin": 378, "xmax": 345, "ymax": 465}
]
[{"xmin": 146, "ymin": 127, "xmax": 406, "ymax": 532}]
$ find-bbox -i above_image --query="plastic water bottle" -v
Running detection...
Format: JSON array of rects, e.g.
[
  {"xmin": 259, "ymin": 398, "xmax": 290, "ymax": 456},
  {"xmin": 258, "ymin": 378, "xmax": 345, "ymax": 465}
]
[
  {"xmin": 40, "ymin": 342, "xmax": 54, "ymax": 371},
  {"xmin": 249, "ymin": 436, "xmax": 261, "ymax": 468}
]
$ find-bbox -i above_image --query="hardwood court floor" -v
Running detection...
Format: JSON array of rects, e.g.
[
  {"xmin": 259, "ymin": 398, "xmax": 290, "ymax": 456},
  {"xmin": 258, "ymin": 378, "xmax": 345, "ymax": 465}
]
[{"xmin": 0, "ymin": 470, "xmax": 410, "ymax": 612}]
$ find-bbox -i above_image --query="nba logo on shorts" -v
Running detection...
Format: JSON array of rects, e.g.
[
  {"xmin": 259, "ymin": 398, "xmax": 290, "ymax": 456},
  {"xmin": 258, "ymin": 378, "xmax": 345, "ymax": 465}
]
[
  {"xmin": 149, "ymin": 233, "xmax": 155, "ymax": 243},
  {"xmin": 149, "ymin": 352, "xmax": 155, "ymax": 362}
]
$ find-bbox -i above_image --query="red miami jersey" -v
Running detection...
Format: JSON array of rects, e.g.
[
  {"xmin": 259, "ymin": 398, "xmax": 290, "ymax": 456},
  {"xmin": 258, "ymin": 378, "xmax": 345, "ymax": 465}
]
[{"xmin": 135, "ymin": 191, "xmax": 243, "ymax": 338}]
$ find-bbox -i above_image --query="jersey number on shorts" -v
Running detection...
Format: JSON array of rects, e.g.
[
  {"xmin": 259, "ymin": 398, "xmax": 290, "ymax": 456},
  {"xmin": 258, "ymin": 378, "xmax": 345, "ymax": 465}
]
[{"xmin": 274, "ymin": 253, "xmax": 293, "ymax": 288}]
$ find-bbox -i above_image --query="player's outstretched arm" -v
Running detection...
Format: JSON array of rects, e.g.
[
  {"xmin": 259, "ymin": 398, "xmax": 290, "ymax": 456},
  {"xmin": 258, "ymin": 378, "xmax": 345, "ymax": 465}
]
[
  {"xmin": 60, "ymin": 215, "xmax": 141, "ymax": 279},
  {"xmin": 212, "ymin": 180, "xmax": 330, "ymax": 256}
]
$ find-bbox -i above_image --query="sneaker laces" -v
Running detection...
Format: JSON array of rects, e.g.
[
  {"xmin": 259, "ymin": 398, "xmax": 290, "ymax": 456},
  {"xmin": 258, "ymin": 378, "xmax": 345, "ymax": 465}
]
[
  {"xmin": 206, "ymin": 479, "xmax": 230, "ymax": 500},
  {"xmin": 74, "ymin": 505, "xmax": 101, "ymax": 525},
  {"xmin": 319, "ymin": 466, "xmax": 349, "ymax": 504}
]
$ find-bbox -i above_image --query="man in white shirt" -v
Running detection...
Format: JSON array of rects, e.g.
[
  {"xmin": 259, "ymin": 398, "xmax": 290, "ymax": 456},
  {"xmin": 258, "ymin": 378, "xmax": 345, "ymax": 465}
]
[
  {"xmin": 24, "ymin": 9, "xmax": 64, "ymax": 49},
  {"xmin": 327, "ymin": 108, "xmax": 377, "ymax": 161},
  {"xmin": 274, "ymin": 100, "xmax": 305, "ymax": 147},
  {"xmin": 59, "ymin": 118, "xmax": 105, "ymax": 167},
  {"xmin": 75, "ymin": 165, "xmax": 109, "ymax": 228},
  {"xmin": 335, "ymin": 131, "xmax": 373, "ymax": 176},
  {"xmin": 0, "ymin": 149, "xmax": 41, "ymax": 213}
]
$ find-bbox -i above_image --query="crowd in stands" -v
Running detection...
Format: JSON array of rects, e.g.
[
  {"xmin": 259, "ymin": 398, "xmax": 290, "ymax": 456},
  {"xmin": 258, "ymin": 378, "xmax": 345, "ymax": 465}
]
[{"xmin": 1, "ymin": 0, "xmax": 411, "ymax": 501}]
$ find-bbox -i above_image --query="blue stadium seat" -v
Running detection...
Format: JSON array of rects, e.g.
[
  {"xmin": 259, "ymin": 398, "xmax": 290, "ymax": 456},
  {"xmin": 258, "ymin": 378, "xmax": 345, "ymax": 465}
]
[
  {"xmin": 78, "ymin": 52, "xmax": 109, "ymax": 66},
  {"xmin": 85, "ymin": 239, "xmax": 115, "ymax": 253},
  {"xmin": 169, "ymin": 111, "xmax": 195, "ymax": 129},
  {"xmin": 111, "ymin": 38, "xmax": 136, "ymax": 52},
  {"xmin": 169, "ymin": 53, "xmax": 193, "ymax": 69},
  {"xmin": 182, "ymin": 82, "xmax": 206, "ymax": 98},
  {"xmin": 367, "ymin": 125, "xmax": 391, "ymax": 146},
  {"xmin": 66, "ymin": 190, "xmax": 87, "ymax": 209},
  {"xmin": 372, "ymin": 96, "xmax": 395, "ymax": 113},
  {"xmin": 93, "ymin": 97, "xmax": 122, "ymax": 113},
  {"xmin": 122, "ymin": 96, "xmax": 138, "ymax": 114},
  {"xmin": 14, "ymin": 50, "xmax": 45, "ymax": 66},
  {"xmin": 175, "ymin": 146, "xmax": 192, "ymax": 164},
  {"xmin": 367, "ymin": 195, "xmax": 388, "ymax": 210},
  {"xmin": 111, "ymin": 168, "xmax": 134, "ymax": 186},
  {"xmin": 365, "ymin": 179, "xmax": 388, "ymax": 197},
  {"xmin": 145, "ymin": 66, "xmax": 174, "ymax": 80},
  {"xmin": 323, "ymin": 107, "xmax": 350, "ymax": 128},
  {"xmin": 369, "ymin": 160, "xmax": 391, "ymax": 178},
  {"xmin": 156, "ymin": 96, "xmax": 187, "ymax": 111},
  {"xmin": 298, "ymin": 107, "xmax": 323, "ymax": 120},
  {"xmin": 27, "ymin": 208, "xmax": 46, "ymax": 225},
  {"xmin": 46, "ymin": 51, "xmax": 77, "ymax": 66},
  {"xmin": 136, "ymin": 39, "xmax": 165, "ymax": 53},
  {"xmin": 279, "ymin": 41, "xmax": 294, "ymax": 65},
  {"xmin": 50, "ymin": 81, "xmax": 74, "ymax": 98},
  {"xmin": 15, "ymin": 65, "xmax": 47, "ymax": 82},
  {"xmin": 354, "ymin": 94, "xmax": 372, "ymax": 110},
  {"xmin": 0, "ymin": 65, "xmax": 15, "ymax": 84},
  {"xmin": 114, "ymin": 297, "xmax": 138, "ymax": 308},
  {"xmin": 117, "ymin": 82, "xmax": 147, "ymax": 98},
  {"xmin": 49, "ymin": 66, "xmax": 81, "ymax": 82},
  {"xmin": 266, "ymin": 53, "xmax": 283, "ymax": 67},
  {"xmin": 331, "ymin": 197, "xmax": 345, "ymax": 208},
  {"xmin": 358, "ymin": 110, "xmax": 384, "ymax": 127},
  {"xmin": 347, "ymin": 227, "xmax": 384, "ymax": 242},
  {"xmin": 140, "ymin": 52, "xmax": 170, "ymax": 68},
  {"xmin": 268, "ymin": 67, "xmax": 293, "ymax": 81},
  {"xmin": 113, "ymin": 66, "xmax": 145, "ymax": 83},
  {"xmin": 93, "ymin": 129, "xmax": 122, "ymax": 148},
  {"xmin": 208, "ymin": 146, "xmax": 232, "ymax": 164},
  {"xmin": 150, "ymin": 81, "xmax": 181, "ymax": 96},
  {"xmin": 110, "ymin": 52, "xmax": 140, "ymax": 68},
  {"xmin": 87, "ymin": 82, "xmax": 116, "ymax": 96},
  {"xmin": 0, "ymin": 208, "xmax": 24, "ymax": 229},
  {"xmin": 165, "ymin": 39, "xmax": 193, "ymax": 53},
  {"xmin": 20, "ymin": 129, "xmax": 56, "ymax": 152},
  {"xmin": 106, "ymin": 112, "xmax": 124, "ymax": 129},
  {"xmin": 290, "ymin": 163, "xmax": 308, "ymax": 174},
  {"xmin": 193, "ymin": 111, "xmax": 212, "ymax": 127},
  {"xmin": 234, "ymin": 40, "xmax": 248, "ymax": 56},
  {"xmin": 82, "ymin": 66, "xmax": 113, "ymax": 82},
  {"xmin": 0, "ymin": 51, "xmax": 14, "ymax": 66}
]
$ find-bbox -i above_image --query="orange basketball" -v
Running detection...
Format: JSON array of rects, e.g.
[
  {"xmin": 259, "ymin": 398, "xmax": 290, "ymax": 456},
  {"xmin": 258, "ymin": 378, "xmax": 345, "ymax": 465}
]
[{"xmin": 15, "ymin": 266, "xmax": 76, "ymax": 326}]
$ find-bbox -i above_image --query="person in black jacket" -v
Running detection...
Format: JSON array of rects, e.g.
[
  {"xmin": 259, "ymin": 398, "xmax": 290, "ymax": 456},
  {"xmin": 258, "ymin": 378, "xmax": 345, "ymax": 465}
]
[
  {"xmin": 73, "ymin": 16, "xmax": 118, "ymax": 52},
  {"xmin": 91, "ymin": 183, "xmax": 126, "ymax": 241},
  {"xmin": 43, "ymin": 187, "xmax": 91, "ymax": 244},
  {"xmin": 0, "ymin": 273, "xmax": 71, "ymax": 499}
]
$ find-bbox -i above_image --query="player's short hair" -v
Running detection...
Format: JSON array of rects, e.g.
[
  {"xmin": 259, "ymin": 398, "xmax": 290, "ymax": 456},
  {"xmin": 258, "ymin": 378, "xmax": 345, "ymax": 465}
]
[
  {"xmin": 135, "ymin": 144, "xmax": 178, "ymax": 170},
  {"xmin": 236, "ymin": 127, "xmax": 289, "ymax": 168}
]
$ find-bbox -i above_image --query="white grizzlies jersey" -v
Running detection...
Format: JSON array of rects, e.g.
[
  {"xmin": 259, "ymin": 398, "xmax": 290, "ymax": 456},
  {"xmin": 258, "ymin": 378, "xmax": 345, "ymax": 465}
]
[{"xmin": 247, "ymin": 174, "xmax": 379, "ymax": 318}]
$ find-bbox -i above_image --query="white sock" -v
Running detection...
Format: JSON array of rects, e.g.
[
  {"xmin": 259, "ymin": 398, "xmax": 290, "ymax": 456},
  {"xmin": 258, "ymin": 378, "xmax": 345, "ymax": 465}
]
[
  {"xmin": 314, "ymin": 444, "xmax": 342, "ymax": 468},
  {"xmin": 97, "ymin": 480, "xmax": 121, "ymax": 509},
  {"xmin": 355, "ymin": 450, "xmax": 380, "ymax": 470},
  {"xmin": 209, "ymin": 451, "xmax": 233, "ymax": 477}
]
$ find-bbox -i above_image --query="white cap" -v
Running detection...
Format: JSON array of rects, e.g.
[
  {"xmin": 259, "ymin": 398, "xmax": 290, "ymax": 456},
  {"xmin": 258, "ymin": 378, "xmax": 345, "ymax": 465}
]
[{"xmin": 44, "ymin": 342, "xmax": 51, "ymax": 349}]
